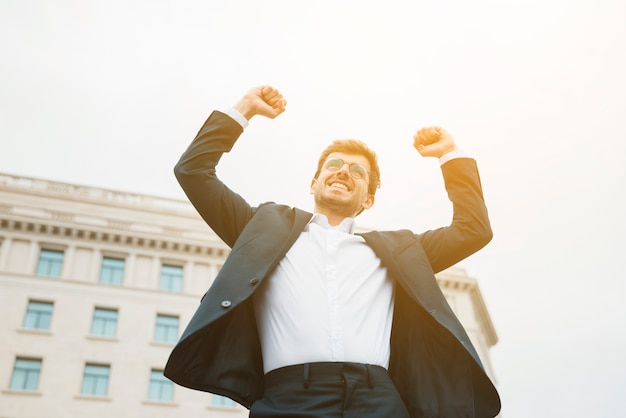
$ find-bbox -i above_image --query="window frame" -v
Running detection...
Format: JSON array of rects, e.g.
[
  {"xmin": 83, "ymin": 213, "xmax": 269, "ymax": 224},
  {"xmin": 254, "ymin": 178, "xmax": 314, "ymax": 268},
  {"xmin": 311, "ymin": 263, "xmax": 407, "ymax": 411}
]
[
  {"xmin": 154, "ymin": 314, "xmax": 179, "ymax": 344},
  {"xmin": 80, "ymin": 363, "xmax": 110, "ymax": 397},
  {"xmin": 159, "ymin": 264, "xmax": 183, "ymax": 292},
  {"xmin": 23, "ymin": 300, "xmax": 54, "ymax": 330},
  {"xmin": 9, "ymin": 358, "xmax": 42, "ymax": 391},
  {"xmin": 147, "ymin": 369, "xmax": 174, "ymax": 402},
  {"xmin": 35, "ymin": 248, "xmax": 64, "ymax": 278},
  {"xmin": 90, "ymin": 307, "xmax": 119, "ymax": 338},
  {"xmin": 99, "ymin": 256, "xmax": 125, "ymax": 286}
]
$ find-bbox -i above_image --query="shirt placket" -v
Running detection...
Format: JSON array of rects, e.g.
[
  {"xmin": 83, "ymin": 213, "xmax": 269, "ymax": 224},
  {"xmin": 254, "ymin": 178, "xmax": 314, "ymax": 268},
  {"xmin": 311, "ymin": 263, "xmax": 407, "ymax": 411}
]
[{"xmin": 326, "ymin": 229, "xmax": 344, "ymax": 360}]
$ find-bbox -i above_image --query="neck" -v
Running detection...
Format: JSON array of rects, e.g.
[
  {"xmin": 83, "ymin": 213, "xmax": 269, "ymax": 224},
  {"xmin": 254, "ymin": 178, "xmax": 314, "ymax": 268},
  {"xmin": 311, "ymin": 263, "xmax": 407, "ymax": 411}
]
[{"xmin": 313, "ymin": 208, "xmax": 355, "ymax": 227}]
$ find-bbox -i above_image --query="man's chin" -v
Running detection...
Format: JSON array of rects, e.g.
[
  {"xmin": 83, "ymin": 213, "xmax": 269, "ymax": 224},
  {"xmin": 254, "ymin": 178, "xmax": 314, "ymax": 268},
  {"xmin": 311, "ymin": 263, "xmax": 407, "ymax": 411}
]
[{"xmin": 316, "ymin": 197, "xmax": 359, "ymax": 216}]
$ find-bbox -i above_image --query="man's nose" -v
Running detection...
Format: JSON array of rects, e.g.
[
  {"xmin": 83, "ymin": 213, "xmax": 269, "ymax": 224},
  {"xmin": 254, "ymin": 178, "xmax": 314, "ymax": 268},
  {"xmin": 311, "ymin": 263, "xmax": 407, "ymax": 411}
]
[
  {"xmin": 337, "ymin": 163, "xmax": 351, "ymax": 175},
  {"xmin": 335, "ymin": 167, "xmax": 351, "ymax": 179}
]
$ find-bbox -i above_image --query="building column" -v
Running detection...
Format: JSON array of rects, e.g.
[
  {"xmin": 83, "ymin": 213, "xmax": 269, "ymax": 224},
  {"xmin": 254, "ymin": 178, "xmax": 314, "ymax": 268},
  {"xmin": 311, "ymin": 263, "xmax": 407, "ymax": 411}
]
[
  {"xmin": 183, "ymin": 260, "xmax": 194, "ymax": 294},
  {"xmin": 125, "ymin": 252, "xmax": 136, "ymax": 287},
  {"xmin": 27, "ymin": 240, "xmax": 40, "ymax": 274},
  {"xmin": 0, "ymin": 236, "xmax": 11, "ymax": 270},
  {"xmin": 62, "ymin": 245, "xmax": 75, "ymax": 279}
]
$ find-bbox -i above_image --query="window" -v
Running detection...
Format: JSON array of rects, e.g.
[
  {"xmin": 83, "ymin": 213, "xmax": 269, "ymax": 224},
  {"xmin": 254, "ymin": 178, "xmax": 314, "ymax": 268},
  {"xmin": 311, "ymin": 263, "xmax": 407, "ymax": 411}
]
[
  {"xmin": 81, "ymin": 364, "xmax": 110, "ymax": 396},
  {"xmin": 159, "ymin": 264, "xmax": 183, "ymax": 292},
  {"xmin": 212, "ymin": 394, "xmax": 236, "ymax": 407},
  {"xmin": 35, "ymin": 249, "xmax": 63, "ymax": 278},
  {"xmin": 147, "ymin": 369, "xmax": 174, "ymax": 401},
  {"xmin": 23, "ymin": 301, "xmax": 53, "ymax": 330},
  {"xmin": 99, "ymin": 257, "xmax": 125, "ymax": 285},
  {"xmin": 90, "ymin": 308, "xmax": 118, "ymax": 337},
  {"xmin": 10, "ymin": 358, "xmax": 42, "ymax": 391},
  {"xmin": 154, "ymin": 314, "xmax": 179, "ymax": 344}
]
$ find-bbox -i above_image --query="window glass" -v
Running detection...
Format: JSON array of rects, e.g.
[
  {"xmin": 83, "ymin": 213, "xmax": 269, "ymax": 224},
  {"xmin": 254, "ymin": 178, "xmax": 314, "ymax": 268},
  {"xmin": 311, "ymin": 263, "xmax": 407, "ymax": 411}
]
[
  {"xmin": 100, "ymin": 257, "xmax": 125, "ymax": 285},
  {"xmin": 212, "ymin": 394, "xmax": 236, "ymax": 407},
  {"xmin": 90, "ymin": 308, "xmax": 118, "ymax": 337},
  {"xmin": 154, "ymin": 314, "xmax": 179, "ymax": 344},
  {"xmin": 159, "ymin": 264, "xmax": 183, "ymax": 292},
  {"xmin": 23, "ymin": 301, "xmax": 53, "ymax": 330},
  {"xmin": 10, "ymin": 358, "xmax": 42, "ymax": 391},
  {"xmin": 147, "ymin": 370, "xmax": 174, "ymax": 401},
  {"xmin": 35, "ymin": 249, "xmax": 64, "ymax": 278},
  {"xmin": 81, "ymin": 364, "xmax": 110, "ymax": 396}
]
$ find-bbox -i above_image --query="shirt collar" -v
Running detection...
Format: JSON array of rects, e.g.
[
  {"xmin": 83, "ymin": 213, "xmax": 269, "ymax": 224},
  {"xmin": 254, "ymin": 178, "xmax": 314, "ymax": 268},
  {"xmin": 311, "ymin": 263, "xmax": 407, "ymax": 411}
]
[{"xmin": 308, "ymin": 213, "xmax": 356, "ymax": 234}]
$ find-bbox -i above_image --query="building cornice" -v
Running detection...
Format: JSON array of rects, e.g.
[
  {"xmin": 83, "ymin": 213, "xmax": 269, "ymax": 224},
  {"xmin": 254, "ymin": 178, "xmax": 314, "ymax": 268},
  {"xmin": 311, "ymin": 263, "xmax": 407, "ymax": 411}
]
[
  {"xmin": 0, "ymin": 172, "xmax": 196, "ymax": 218},
  {"xmin": 0, "ymin": 211, "xmax": 228, "ymax": 258},
  {"xmin": 0, "ymin": 172, "xmax": 230, "ymax": 256}
]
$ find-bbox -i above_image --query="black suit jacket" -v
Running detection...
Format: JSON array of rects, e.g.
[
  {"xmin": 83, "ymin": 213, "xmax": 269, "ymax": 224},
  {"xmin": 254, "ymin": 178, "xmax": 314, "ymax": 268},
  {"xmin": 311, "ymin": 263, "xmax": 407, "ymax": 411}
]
[{"xmin": 164, "ymin": 111, "xmax": 501, "ymax": 417}]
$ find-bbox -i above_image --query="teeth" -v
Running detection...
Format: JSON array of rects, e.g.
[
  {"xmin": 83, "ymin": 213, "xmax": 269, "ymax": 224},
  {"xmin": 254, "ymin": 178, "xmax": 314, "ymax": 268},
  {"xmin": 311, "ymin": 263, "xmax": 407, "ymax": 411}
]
[{"xmin": 330, "ymin": 182, "xmax": 348, "ymax": 190}]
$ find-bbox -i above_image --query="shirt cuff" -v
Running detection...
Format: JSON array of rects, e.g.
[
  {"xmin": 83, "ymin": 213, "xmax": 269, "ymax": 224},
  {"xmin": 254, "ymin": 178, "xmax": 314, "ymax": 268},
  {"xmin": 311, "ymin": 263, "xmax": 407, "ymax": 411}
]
[
  {"xmin": 439, "ymin": 149, "xmax": 470, "ymax": 166},
  {"xmin": 224, "ymin": 107, "xmax": 249, "ymax": 129}
]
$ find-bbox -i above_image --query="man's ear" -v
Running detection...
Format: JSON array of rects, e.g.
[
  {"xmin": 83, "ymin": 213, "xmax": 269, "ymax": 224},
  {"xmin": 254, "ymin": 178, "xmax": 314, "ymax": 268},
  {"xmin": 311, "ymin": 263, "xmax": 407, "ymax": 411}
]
[
  {"xmin": 309, "ymin": 178, "xmax": 317, "ymax": 194},
  {"xmin": 361, "ymin": 194, "xmax": 375, "ymax": 210}
]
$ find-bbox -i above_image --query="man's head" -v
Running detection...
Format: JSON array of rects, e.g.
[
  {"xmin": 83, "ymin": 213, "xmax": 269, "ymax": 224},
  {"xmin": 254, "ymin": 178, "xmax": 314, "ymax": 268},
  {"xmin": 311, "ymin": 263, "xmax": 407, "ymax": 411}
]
[{"xmin": 310, "ymin": 139, "xmax": 381, "ymax": 220}]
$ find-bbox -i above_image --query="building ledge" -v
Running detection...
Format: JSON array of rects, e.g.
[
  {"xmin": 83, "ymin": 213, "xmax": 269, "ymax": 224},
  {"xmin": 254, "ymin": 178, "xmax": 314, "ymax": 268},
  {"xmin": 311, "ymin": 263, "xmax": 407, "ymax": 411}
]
[
  {"xmin": 142, "ymin": 399, "xmax": 178, "ymax": 407},
  {"xmin": 207, "ymin": 404, "xmax": 243, "ymax": 412},
  {"xmin": 86, "ymin": 335, "xmax": 119, "ymax": 343},
  {"xmin": 74, "ymin": 394, "xmax": 112, "ymax": 402},
  {"xmin": 17, "ymin": 328, "xmax": 53, "ymax": 336},
  {"xmin": 2, "ymin": 389, "xmax": 43, "ymax": 397}
]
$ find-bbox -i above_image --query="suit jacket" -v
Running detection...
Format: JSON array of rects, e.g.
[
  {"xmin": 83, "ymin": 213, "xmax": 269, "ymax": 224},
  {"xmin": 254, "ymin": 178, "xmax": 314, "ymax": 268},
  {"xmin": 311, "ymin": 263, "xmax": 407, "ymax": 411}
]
[{"xmin": 164, "ymin": 111, "xmax": 501, "ymax": 417}]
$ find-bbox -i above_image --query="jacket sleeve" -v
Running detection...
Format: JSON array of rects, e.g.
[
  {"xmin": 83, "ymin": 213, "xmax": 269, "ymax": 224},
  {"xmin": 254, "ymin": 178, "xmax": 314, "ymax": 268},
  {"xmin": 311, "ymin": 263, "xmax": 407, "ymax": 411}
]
[
  {"xmin": 418, "ymin": 157, "xmax": 493, "ymax": 273},
  {"xmin": 173, "ymin": 110, "xmax": 255, "ymax": 248}
]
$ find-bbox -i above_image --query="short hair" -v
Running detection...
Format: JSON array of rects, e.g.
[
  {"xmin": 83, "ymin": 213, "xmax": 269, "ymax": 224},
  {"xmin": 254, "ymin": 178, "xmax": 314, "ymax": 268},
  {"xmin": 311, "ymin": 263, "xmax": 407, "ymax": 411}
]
[{"xmin": 313, "ymin": 139, "xmax": 381, "ymax": 195}]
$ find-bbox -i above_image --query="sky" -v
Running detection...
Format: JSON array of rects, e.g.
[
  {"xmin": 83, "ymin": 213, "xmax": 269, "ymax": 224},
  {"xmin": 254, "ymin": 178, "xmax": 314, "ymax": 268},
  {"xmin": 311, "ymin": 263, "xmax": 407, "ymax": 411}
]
[{"xmin": 1, "ymin": 1, "xmax": 625, "ymax": 416}]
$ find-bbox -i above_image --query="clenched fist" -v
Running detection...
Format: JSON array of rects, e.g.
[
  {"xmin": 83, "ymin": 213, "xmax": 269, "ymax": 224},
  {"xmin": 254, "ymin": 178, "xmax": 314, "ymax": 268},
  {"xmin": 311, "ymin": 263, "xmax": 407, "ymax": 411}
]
[
  {"xmin": 413, "ymin": 126, "xmax": 458, "ymax": 159},
  {"xmin": 234, "ymin": 85, "xmax": 287, "ymax": 121}
]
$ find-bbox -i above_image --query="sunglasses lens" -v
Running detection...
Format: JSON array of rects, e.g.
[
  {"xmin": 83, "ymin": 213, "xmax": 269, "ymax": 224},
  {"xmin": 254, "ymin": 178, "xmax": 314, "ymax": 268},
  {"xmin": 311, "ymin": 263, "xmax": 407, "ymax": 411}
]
[
  {"xmin": 350, "ymin": 165, "xmax": 367, "ymax": 179},
  {"xmin": 325, "ymin": 158, "xmax": 343, "ymax": 171}
]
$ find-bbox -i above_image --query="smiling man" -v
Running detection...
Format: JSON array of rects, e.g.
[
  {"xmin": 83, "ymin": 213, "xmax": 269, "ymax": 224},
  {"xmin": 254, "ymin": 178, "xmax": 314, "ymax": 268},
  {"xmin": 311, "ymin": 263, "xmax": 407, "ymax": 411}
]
[
  {"xmin": 310, "ymin": 144, "xmax": 377, "ymax": 223},
  {"xmin": 164, "ymin": 86, "xmax": 501, "ymax": 417}
]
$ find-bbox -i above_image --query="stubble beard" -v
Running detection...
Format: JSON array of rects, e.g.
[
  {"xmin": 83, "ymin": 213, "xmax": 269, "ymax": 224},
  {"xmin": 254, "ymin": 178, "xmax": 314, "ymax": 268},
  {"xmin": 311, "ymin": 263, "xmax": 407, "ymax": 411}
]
[{"xmin": 313, "ymin": 191, "xmax": 360, "ymax": 220}]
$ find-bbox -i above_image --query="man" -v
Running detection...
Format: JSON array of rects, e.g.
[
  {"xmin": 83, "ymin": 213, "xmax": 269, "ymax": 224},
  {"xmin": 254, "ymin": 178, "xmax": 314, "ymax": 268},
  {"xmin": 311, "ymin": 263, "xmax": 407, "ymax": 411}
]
[{"xmin": 164, "ymin": 86, "xmax": 501, "ymax": 417}]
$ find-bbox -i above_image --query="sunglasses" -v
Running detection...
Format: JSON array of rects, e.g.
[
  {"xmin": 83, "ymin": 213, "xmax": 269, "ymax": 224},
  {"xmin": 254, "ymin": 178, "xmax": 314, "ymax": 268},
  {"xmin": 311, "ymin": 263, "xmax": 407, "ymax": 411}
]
[{"xmin": 324, "ymin": 157, "xmax": 369, "ymax": 180}]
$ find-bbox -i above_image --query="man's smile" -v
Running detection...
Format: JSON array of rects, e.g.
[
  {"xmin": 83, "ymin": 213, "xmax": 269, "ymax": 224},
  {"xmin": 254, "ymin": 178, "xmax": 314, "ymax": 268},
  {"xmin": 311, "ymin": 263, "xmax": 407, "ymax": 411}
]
[{"xmin": 328, "ymin": 181, "xmax": 350, "ymax": 191}]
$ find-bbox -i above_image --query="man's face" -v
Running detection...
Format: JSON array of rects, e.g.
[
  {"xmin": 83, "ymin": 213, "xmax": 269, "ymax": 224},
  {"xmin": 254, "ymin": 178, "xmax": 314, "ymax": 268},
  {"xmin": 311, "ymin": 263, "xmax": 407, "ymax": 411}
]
[{"xmin": 310, "ymin": 152, "xmax": 375, "ymax": 219}]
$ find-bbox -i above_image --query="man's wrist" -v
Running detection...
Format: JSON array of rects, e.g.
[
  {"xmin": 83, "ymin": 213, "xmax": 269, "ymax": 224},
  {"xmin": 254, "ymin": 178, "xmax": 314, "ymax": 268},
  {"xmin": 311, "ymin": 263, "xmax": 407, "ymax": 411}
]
[
  {"xmin": 224, "ymin": 107, "xmax": 249, "ymax": 129},
  {"xmin": 439, "ymin": 149, "xmax": 470, "ymax": 165},
  {"xmin": 233, "ymin": 96, "xmax": 257, "ymax": 121}
]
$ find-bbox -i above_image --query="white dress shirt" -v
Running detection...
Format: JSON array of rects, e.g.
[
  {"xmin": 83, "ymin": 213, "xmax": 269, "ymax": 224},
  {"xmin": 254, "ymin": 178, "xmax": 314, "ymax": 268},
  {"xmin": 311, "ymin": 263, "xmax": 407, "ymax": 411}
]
[{"xmin": 253, "ymin": 214, "xmax": 395, "ymax": 373}]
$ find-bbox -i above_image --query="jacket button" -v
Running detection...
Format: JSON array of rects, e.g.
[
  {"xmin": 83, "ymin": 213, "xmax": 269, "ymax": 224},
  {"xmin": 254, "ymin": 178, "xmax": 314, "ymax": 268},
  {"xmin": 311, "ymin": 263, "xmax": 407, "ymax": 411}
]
[
  {"xmin": 249, "ymin": 277, "xmax": 259, "ymax": 286},
  {"xmin": 221, "ymin": 300, "xmax": 232, "ymax": 308}
]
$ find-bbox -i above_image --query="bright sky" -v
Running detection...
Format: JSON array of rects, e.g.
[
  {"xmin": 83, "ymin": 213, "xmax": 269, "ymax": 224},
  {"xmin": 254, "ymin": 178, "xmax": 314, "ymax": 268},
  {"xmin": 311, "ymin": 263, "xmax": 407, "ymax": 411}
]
[{"xmin": 1, "ymin": 1, "xmax": 625, "ymax": 416}]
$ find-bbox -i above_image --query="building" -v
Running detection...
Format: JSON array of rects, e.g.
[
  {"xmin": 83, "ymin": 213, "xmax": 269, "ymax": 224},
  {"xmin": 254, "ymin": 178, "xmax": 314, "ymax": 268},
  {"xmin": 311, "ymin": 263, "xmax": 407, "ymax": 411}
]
[{"xmin": 0, "ymin": 172, "xmax": 498, "ymax": 418}]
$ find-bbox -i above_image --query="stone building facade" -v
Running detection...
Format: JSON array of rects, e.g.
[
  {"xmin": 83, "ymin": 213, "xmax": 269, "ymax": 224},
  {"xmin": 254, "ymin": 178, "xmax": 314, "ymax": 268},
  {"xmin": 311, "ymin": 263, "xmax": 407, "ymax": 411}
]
[{"xmin": 0, "ymin": 172, "xmax": 498, "ymax": 418}]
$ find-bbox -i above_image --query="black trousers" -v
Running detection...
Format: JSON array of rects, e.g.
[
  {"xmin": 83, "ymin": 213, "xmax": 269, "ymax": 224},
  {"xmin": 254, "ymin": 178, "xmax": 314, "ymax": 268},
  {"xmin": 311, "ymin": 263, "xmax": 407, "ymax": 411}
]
[{"xmin": 249, "ymin": 362, "xmax": 410, "ymax": 418}]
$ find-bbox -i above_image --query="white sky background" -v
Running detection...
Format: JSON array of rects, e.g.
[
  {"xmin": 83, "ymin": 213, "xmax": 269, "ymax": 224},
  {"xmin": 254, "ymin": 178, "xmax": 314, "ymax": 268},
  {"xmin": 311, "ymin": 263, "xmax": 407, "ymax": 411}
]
[{"xmin": 1, "ymin": 1, "xmax": 625, "ymax": 416}]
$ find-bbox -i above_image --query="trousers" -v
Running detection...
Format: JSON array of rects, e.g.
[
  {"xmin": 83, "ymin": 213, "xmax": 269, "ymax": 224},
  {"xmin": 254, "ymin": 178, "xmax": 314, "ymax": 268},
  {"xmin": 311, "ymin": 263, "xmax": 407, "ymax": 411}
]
[{"xmin": 249, "ymin": 362, "xmax": 410, "ymax": 418}]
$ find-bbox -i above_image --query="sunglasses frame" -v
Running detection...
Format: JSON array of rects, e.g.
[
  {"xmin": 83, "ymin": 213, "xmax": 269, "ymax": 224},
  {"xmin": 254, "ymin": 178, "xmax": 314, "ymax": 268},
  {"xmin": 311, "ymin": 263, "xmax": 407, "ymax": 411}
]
[{"xmin": 324, "ymin": 157, "xmax": 369, "ymax": 179}]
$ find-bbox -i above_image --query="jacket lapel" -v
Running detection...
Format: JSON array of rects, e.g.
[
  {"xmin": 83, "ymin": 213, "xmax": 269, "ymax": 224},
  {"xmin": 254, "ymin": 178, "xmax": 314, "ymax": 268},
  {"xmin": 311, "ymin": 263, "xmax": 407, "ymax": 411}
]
[{"xmin": 360, "ymin": 230, "xmax": 438, "ymax": 310}]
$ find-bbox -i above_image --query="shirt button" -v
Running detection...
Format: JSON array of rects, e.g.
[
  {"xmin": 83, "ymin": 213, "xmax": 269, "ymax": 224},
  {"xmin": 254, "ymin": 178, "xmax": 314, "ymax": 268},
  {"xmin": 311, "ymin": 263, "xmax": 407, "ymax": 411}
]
[
  {"xmin": 249, "ymin": 277, "xmax": 259, "ymax": 286},
  {"xmin": 221, "ymin": 300, "xmax": 232, "ymax": 308}
]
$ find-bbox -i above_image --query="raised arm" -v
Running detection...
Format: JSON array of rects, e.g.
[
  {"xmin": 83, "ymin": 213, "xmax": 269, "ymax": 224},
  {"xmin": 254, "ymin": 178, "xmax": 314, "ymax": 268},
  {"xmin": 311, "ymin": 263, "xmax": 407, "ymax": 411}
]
[
  {"xmin": 173, "ymin": 86, "xmax": 287, "ymax": 247},
  {"xmin": 412, "ymin": 127, "xmax": 492, "ymax": 273}
]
